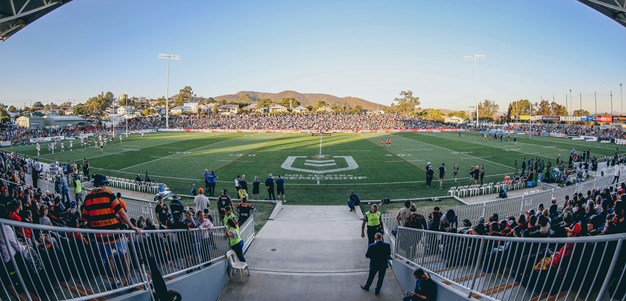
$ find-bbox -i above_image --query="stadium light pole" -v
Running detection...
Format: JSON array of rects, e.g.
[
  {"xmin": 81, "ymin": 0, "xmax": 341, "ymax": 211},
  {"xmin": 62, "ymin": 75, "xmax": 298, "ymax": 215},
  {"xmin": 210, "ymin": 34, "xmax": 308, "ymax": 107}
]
[
  {"xmin": 595, "ymin": 92, "xmax": 597, "ymax": 116},
  {"xmin": 611, "ymin": 91, "xmax": 613, "ymax": 115},
  {"xmin": 159, "ymin": 53, "xmax": 181, "ymax": 129},
  {"xmin": 620, "ymin": 83, "xmax": 623, "ymax": 115},
  {"xmin": 464, "ymin": 54, "xmax": 485, "ymax": 128},
  {"xmin": 569, "ymin": 89, "xmax": 572, "ymax": 115}
]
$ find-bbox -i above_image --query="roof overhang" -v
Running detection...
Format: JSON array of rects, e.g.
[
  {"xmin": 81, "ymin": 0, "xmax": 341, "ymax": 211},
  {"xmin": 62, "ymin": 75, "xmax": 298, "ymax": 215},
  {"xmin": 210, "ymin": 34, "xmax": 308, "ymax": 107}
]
[
  {"xmin": 579, "ymin": 0, "xmax": 626, "ymax": 28},
  {"xmin": 0, "ymin": 0, "xmax": 72, "ymax": 41}
]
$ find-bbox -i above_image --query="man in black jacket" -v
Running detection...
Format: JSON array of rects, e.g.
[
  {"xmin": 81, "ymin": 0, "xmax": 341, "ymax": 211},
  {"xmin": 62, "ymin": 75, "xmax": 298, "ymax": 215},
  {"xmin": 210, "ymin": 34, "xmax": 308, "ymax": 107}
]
[{"xmin": 360, "ymin": 233, "xmax": 391, "ymax": 295}]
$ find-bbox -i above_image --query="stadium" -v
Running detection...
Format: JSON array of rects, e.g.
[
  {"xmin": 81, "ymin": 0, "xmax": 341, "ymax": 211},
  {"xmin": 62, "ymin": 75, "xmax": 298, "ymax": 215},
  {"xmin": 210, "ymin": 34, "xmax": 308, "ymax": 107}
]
[{"xmin": 0, "ymin": 1, "xmax": 624, "ymax": 301}]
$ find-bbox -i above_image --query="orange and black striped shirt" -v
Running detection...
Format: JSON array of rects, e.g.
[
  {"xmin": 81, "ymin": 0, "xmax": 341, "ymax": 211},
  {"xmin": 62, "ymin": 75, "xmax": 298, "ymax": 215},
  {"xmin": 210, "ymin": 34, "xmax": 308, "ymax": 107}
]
[{"xmin": 82, "ymin": 188, "xmax": 123, "ymax": 243}]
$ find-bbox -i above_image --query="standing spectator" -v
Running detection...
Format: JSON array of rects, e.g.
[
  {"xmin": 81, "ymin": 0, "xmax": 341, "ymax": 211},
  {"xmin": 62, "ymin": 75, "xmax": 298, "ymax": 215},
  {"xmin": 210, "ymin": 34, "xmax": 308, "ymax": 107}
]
[
  {"xmin": 82, "ymin": 159, "xmax": 90, "ymax": 181},
  {"xmin": 428, "ymin": 207, "xmax": 443, "ymax": 231},
  {"xmin": 252, "ymin": 176, "xmax": 260, "ymax": 200},
  {"xmin": 452, "ymin": 163, "xmax": 459, "ymax": 183},
  {"xmin": 361, "ymin": 204, "xmax": 383, "ymax": 245},
  {"xmin": 404, "ymin": 268, "xmax": 437, "ymax": 301},
  {"xmin": 480, "ymin": 165, "xmax": 485, "ymax": 185},
  {"xmin": 226, "ymin": 218, "xmax": 246, "ymax": 262},
  {"xmin": 265, "ymin": 173, "xmax": 275, "ymax": 200},
  {"xmin": 197, "ymin": 211, "xmax": 214, "ymax": 261},
  {"xmin": 74, "ymin": 175, "xmax": 83, "ymax": 206},
  {"xmin": 425, "ymin": 162, "xmax": 434, "ymax": 188},
  {"xmin": 239, "ymin": 175, "xmax": 248, "ymax": 192},
  {"xmin": 83, "ymin": 174, "xmax": 139, "ymax": 287},
  {"xmin": 236, "ymin": 197, "xmax": 254, "ymax": 226},
  {"xmin": 204, "ymin": 170, "xmax": 217, "ymax": 197},
  {"xmin": 31, "ymin": 159, "xmax": 40, "ymax": 189},
  {"xmin": 194, "ymin": 188, "xmax": 210, "ymax": 213},
  {"xmin": 360, "ymin": 233, "xmax": 391, "ymax": 295},
  {"xmin": 396, "ymin": 200, "xmax": 411, "ymax": 227},
  {"xmin": 438, "ymin": 163, "xmax": 446, "ymax": 189},
  {"xmin": 234, "ymin": 175, "xmax": 241, "ymax": 192},
  {"xmin": 216, "ymin": 190, "xmax": 232, "ymax": 222},
  {"xmin": 613, "ymin": 167, "xmax": 621, "ymax": 184},
  {"xmin": 168, "ymin": 194, "xmax": 184, "ymax": 214},
  {"xmin": 275, "ymin": 175, "xmax": 285, "ymax": 201}
]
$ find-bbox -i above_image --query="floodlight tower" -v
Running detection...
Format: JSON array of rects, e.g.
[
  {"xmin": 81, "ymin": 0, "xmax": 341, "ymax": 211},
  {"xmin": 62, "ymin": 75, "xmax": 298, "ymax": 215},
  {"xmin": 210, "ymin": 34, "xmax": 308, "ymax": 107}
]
[
  {"xmin": 159, "ymin": 53, "xmax": 181, "ymax": 129},
  {"xmin": 464, "ymin": 54, "xmax": 485, "ymax": 128}
]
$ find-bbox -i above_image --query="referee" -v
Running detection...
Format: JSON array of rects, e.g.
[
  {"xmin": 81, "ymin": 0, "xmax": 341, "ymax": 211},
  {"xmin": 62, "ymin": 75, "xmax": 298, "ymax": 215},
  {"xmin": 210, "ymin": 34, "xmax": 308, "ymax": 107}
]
[{"xmin": 361, "ymin": 204, "xmax": 384, "ymax": 245}]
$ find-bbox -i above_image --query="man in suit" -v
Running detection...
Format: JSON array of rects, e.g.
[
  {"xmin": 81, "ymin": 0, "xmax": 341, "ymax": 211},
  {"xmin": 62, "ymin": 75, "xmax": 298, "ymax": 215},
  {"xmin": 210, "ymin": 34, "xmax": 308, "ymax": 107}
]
[{"xmin": 360, "ymin": 233, "xmax": 391, "ymax": 295}]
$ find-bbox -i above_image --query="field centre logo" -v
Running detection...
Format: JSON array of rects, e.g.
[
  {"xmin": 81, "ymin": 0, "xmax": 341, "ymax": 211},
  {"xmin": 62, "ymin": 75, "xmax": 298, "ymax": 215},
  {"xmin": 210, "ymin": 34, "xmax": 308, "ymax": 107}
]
[{"xmin": 281, "ymin": 156, "xmax": 359, "ymax": 174}]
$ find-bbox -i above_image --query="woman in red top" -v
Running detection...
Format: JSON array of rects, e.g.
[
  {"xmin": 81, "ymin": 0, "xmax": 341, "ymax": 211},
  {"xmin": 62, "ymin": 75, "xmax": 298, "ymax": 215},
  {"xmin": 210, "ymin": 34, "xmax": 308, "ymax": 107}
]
[{"xmin": 8, "ymin": 200, "xmax": 32, "ymax": 242}]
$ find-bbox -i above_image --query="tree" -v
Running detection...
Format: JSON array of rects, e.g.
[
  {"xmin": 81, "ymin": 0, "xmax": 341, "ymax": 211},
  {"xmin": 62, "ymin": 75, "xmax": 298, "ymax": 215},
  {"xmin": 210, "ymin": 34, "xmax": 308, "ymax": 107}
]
[
  {"xmin": 142, "ymin": 108, "xmax": 157, "ymax": 116},
  {"xmin": 257, "ymin": 98, "xmax": 273, "ymax": 112},
  {"xmin": 238, "ymin": 93, "xmax": 252, "ymax": 104},
  {"xmin": 550, "ymin": 102, "xmax": 568, "ymax": 116},
  {"xmin": 347, "ymin": 105, "xmax": 365, "ymax": 114},
  {"xmin": 73, "ymin": 104, "xmax": 87, "ymax": 116},
  {"xmin": 389, "ymin": 90, "xmax": 420, "ymax": 115},
  {"xmin": 477, "ymin": 99, "xmax": 499, "ymax": 121},
  {"xmin": 173, "ymin": 86, "xmax": 195, "ymax": 107},
  {"xmin": 418, "ymin": 108, "xmax": 445, "ymax": 122},
  {"xmin": 312, "ymin": 99, "xmax": 327, "ymax": 112},
  {"xmin": 32, "ymin": 101, "xmax": 44, "ymax": 109},
  {"xmin": 535, "ymin": 100, "xmax": 552, "ymax": 116},
  {"xmin": 280, "ymin": 98, "xmax": 300, "ymax": 110},
  {"xmin": 573, "ymin": 109, "xmax": 590, "ymax": 117},
  {"xmin": 7, "ymin": 106, "xmax": 16, "ymax": 113},
  {"xmin": 448, "ymin": 111, "xmax": 469, "ymax": 119},
  {"xmin": 507, "ymin": 99, "xmax": 532, "ymax": 120},
  {"xmin": 84, "ymin": 91, "xmax": 115, "ymax": 116}
]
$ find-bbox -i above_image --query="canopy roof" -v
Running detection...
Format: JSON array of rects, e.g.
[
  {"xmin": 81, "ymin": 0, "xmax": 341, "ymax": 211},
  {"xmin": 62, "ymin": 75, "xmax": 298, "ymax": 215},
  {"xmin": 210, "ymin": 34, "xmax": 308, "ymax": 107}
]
[
  {"xmin": 0, "ymin": 0, "xmax": 71, "ymax": 41},
  {"xmin": 579, "ymin": 0, "xmax": 626, "ymax": 28}
]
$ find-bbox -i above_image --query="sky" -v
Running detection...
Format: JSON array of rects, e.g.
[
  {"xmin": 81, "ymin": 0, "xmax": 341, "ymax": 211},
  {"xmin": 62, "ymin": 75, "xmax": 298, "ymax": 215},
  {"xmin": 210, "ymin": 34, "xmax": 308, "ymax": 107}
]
[{"xmin": 0, "ymin": 0, "xmax": 625, "ymax": 113}]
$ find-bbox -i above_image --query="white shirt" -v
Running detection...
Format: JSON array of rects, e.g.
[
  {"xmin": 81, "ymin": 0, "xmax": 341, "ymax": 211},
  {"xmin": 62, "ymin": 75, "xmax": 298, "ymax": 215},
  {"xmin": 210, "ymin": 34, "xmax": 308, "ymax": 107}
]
[
  {"xmin": 615, "ymin": 169, "xmax": 620, "ymax": 177},
  {"xmin": 194, "ymin": 194, "xmax": 210, "ymax": 212},
  {"xmin": 0, "ymin": 225, "xmax": 26, "ymax": 263}
]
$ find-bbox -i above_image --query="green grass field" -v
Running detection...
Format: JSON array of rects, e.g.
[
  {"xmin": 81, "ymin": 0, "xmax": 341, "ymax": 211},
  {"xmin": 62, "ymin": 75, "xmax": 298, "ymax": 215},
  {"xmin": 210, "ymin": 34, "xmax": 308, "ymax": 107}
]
[{"xmin": 11, "ymin": 131, "xmax": 618, "ymax": 205}]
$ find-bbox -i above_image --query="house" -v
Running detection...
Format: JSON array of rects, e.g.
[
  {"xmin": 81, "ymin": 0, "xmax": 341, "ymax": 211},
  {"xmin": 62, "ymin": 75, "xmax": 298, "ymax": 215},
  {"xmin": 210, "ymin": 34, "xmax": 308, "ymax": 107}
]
[
  {"xmin": 270, "ymin": 104, "xmax": 288, "ymax": 113},
  {"xmin": 170, "ymin": 106, "xmax": 183, "ymax": 115},
  {"xmin": 183, "ymin": 102, "xmax": 199, "ymax": 114},
  {"xmin": 43, "ymin": 115, "xmax": 87, "ymax": 128},
  {"xmin": 293, "ymin": 106, "xmax": 309, "ymax": 113},
  {"xmin": 218, "ymin": 104, "xmax": 239, "ymax": 115},
  {"xmin": 444, "ymin": 116, "xmax": 466, "ymax": 124},
  {"xmin": 116, "ymin": 106, "xmax": 135, "ymax": 117},
  {"xmin": 16, "ymin": 116, "xmax": 45, "ymax": 129}
]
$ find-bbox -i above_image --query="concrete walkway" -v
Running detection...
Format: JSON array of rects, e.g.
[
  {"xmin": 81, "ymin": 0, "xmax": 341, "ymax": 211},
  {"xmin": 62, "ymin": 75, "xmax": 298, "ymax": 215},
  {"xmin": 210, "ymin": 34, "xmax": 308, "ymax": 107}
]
[{"xmin": 218, "ymin": 205, "xmax": 404, "ymax": 301}]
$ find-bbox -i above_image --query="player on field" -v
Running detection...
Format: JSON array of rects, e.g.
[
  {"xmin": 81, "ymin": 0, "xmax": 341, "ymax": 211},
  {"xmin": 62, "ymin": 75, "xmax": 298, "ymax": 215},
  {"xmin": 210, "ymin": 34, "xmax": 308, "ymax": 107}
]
[
  {"xmin": 386, "ymin": 138, "xmax": 392, "ymax": 147},
  {"xmin": 453, "ymin": 163, "xmax": 459, "ymax": 182},
  {"xmin": 380, "ymin": 138, "xmax": 385, "ymax": 147},
  {"xmin": 438, "ymin": 163, "xmax": 446, "ymax": 189},
  {"xmin": 36, "ymin": 142, "xmax": 40, "ymax": 156}
]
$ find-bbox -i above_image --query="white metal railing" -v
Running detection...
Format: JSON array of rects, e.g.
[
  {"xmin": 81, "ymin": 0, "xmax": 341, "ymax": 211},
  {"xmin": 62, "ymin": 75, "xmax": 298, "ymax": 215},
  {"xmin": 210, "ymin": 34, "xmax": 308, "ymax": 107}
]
[
  {"xmin": 395, "ymin": 227, "xmax": 625, "ymax": 301},
  {"xmin": 382, "ymin": 174, "xmax": 615, "ymax": 232},
  {"xmin": 0, "ymin": 218, "xmax": 234, "ymax": 301}
]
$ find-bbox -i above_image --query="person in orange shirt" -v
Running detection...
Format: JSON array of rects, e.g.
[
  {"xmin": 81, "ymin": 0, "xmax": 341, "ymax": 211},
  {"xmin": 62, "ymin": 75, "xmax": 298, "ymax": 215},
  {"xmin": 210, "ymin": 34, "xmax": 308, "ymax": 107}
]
[{"xmin": 116, "ymin": 192, "xmax": 128, "ymax": 213}]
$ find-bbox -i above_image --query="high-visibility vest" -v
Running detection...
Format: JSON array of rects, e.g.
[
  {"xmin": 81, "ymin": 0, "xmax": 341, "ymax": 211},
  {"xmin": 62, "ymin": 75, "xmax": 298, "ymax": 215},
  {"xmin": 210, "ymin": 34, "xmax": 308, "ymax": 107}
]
[
  {"xmin": 365, "ymin": 211, "xmax": 381, "ymax": 227},
  {"xmin": 228, "ymin": 226, "xmax": 242, "ymax": 246}
]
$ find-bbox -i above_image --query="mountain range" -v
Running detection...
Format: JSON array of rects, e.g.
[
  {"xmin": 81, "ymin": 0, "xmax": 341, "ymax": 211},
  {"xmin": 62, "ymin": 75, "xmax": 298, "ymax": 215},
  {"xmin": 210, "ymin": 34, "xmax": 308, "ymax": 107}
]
[{"xmin": 211, "ymin": 90, "xmax": 385, "ymax": 110}]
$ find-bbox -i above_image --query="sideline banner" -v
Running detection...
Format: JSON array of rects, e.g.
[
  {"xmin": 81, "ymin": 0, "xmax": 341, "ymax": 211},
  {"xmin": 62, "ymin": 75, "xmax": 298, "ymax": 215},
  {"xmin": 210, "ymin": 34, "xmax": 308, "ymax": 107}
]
[
  {"xmin": 0, "ymin": 141, "xmax": 11, "ymax": 147},
  {"xmin": 29, "ymin": 136, "xmax": 65, "ymax": 143}
]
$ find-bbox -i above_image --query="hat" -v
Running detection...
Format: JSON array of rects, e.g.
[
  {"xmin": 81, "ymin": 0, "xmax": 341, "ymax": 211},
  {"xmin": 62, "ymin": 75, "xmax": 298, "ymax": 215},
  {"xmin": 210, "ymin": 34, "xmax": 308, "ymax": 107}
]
[
  {"xmin": 171, "ymin": 194, "xmax": 181, "ymax": 201},
  {"xmin": 478, "ymin": 216, "xmax": 485, "ymax": 224},
  {"xmin": 551, "ymin": 197, "xmax": 557, "ymax": 204},
  {"xmin": 92, "ymin": 174, "xmax": 109, "ymax": 186},
  {"xmin": 198, "ymin": 188, "xmax": 204, "ymax": 194},
  {"xmin": 427, "ymin": 162, "xmax": 431, "ymax": 165},
  {"xmin": 70, "ymin": 201, "xmax": 77, "ymax": 208},
  {"xmin": 566, "ymin": 223, "xmax": 582, "ymax": 235}
]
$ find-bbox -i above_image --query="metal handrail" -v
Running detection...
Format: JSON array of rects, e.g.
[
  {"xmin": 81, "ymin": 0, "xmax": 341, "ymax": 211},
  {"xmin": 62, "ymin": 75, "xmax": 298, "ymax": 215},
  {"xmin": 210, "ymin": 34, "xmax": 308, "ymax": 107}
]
[
  {"xmin": 0, "ymin": 217, "xmax": 235, "ymax": 301},
  {"xmin": 395, "ymin": 227, "xmax": 626, "ymax": 301}
]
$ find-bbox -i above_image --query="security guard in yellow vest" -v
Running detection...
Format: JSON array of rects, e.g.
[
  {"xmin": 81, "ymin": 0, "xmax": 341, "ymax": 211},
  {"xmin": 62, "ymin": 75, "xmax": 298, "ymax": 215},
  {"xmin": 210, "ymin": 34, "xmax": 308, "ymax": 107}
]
[{"xmin": 361, "ymin": 204, "xmax": 384, "ymax": 245}]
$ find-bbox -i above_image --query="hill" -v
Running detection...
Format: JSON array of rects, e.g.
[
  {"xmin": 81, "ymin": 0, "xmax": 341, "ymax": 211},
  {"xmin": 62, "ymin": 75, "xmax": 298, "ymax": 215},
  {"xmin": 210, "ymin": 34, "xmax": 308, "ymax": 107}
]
[{"xmin": 212, "ymin": 90, "xmax": 385, "ymax": 110}]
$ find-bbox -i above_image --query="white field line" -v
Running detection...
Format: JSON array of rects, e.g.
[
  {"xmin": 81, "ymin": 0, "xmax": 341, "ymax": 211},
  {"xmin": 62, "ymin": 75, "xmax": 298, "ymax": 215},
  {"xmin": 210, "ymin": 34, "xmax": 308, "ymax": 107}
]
[
  {"xmin": 35, "ymin": 136, "xmax": 202, "ymax": 161},
  {"xmin": 93, "ymin": 167, "xmax": 516, "ymax": 186},
  {"xmin": 119, "ymin": 134, "xmax": 260, "ymax": 171},
  {"xmin": 398, "ymin": 136, "xmax": 517, "ymax": 170}
]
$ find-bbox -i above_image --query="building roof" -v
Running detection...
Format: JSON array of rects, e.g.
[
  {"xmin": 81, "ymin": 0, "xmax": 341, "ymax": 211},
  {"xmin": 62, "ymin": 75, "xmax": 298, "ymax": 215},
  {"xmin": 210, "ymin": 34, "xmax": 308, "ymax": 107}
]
[
  {"xmin": 44, "ymin": 115, "xmax": 85, "ymax": 121},
  {"xmin": 579, "ymin": 0, "xmax": 626, "ymax": 28},
  {"xmin": 293, "ymin": 106, "xmax": 309, "ymax": 111},
  {"xmin": 0, "ymin": 0, "xmax": 73, "ymax": 41}
]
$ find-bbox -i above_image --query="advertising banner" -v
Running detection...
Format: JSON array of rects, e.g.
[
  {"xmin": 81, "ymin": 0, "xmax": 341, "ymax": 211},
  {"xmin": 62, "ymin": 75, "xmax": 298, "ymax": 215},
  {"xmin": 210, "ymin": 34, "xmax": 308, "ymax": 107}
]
[
  {"xmin": 519, "ymin": 115, "xmax": 531, "ymax": 121},
  {"xmin": 596, "ymin": 115, "xmax": 613, "ymax": 123},
  {"xmin": 560, "ymin": 116, "xmax": 582, "ymax": 122},
  {"xmin": 542, "ymin": 116, "xmax": 560, "ymax": 121}
]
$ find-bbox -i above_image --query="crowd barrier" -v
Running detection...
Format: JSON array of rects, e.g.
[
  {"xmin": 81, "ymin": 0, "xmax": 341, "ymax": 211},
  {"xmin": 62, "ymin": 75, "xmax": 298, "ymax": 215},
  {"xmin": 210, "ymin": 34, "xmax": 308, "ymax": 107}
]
[
  {"xmin": 395, "ymin": 227, "xmax": 625, "ymax": 301},
  {"xmin": 0, "ymin": 216, "xmax": 256, "ymax": 301},
  {"xmin": 382, "ymin": 173, "xmax": 616, "ymax": 234}
]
